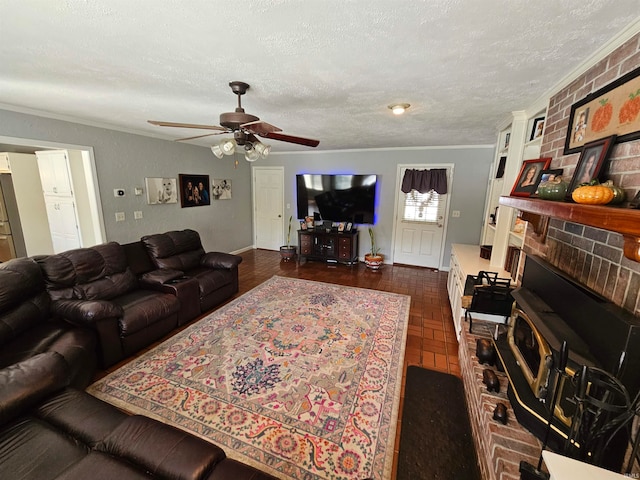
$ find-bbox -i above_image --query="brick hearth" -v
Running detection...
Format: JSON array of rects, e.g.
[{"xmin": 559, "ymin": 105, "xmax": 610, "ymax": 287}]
[{"xmin": 459, "ymin": 321, "xmax": 543, "ymax": 480}]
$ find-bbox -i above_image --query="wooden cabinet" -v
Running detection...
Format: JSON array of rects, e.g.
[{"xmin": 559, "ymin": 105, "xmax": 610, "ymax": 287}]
[{"xmin": 298, "ymin": 230, "xmax": 359, "ymax": 265}]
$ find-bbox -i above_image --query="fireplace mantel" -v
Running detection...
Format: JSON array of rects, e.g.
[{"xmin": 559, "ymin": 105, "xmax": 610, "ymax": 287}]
[{"xmin": 499, "ymin": 196, "xmax": 640, "ymax": 262}]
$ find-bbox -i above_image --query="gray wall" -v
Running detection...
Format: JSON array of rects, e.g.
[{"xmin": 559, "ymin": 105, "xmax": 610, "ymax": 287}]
[
  {"xmin": 0, "ymin": 109, "xmax": 253, "ymax": 253},
  {"xmin": 262, "ymin": 146, "xmax": 495, "ymax": 267},
  {"xmin": 0, "ymin": 108, "xmax": 494, "ymax": 265}
]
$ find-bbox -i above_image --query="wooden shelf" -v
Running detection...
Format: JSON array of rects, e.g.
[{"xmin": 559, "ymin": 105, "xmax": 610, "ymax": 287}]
[{"xmin": 499, "ymin": 196, "xmax": 640, "ymax": 262}]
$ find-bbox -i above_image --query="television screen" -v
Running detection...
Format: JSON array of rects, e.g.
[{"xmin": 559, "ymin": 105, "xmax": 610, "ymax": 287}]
[{"xmin": 296, "ymin": 174, "xmax": 377, "ymax": 224}]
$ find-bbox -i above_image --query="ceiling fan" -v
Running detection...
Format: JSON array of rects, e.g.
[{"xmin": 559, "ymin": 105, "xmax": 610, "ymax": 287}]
[{"xmin": 148, "ymin": 81, "xmax": 319, "ymax": 161}]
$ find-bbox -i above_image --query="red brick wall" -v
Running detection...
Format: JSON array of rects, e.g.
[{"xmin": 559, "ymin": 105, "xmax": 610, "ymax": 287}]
[{"xmin": 525, "ymin": 33, "xmax": 640, "ymax": 316}]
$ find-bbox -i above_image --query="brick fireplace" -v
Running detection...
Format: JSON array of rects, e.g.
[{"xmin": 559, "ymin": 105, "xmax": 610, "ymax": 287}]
[{"xmin": 459, "ymin": 322, "xmax": 543, "ymax": 480}]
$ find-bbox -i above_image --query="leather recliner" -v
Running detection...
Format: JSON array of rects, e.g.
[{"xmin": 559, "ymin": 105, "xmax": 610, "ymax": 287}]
[
  {"xmin": 36, "ymin": 242, "xmax": 181, "ymax": 368},
  {"xmin": 0, "ymin": 257, "xmax": 96, "ymax": 387},
  {"xmin": 141, "ymin": 229, "xmax": 242, "ymax": 314}
]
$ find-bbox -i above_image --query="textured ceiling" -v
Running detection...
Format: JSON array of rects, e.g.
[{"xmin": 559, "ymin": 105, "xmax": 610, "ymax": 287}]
[{"xmin": 0, "ymin": 1, "xmax": 639, "ymax": 152}]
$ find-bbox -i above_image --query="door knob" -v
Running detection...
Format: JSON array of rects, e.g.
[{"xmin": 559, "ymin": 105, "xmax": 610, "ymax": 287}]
[{"xmin": 278, "ymin": 214, "xmax": 282, "ymax": 218}]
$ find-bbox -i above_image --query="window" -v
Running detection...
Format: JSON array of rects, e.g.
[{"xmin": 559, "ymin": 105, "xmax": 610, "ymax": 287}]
[{"xmin": 402, "ymin": 189, "xmax": 444, "ymax": 224}]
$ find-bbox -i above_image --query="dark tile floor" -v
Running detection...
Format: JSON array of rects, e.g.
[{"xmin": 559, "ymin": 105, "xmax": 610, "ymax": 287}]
[{"xmin": 236, "ymin": 249, "xmax": 460, "ymax": 477}]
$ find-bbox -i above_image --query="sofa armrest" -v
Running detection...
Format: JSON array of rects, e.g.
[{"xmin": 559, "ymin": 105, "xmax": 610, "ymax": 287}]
[
  {"xmin": 0, "ymin": 352, "xmax": 69, "ymax": 427},
  {"xmin": 53, "ymin": 299, "xmax": 124, "ymax": 326},
  {"xmin": 200, "ymin": 252, "xmax": 242, "ymax": 270},
  {"xmin": 139, "ymin": 268, "xmax": 185, "ymax": 286}
]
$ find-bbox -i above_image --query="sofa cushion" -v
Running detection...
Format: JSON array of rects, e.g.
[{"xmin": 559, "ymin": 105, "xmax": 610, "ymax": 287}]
[
  {"xmin": 0, "ymin": 416, "xmax": 89, "ymax": 480},
  {"xmin": 112, "ymin": 290, "xmax": 180, "ymax": 337},
  {"xmin": 35, "ymin": 388, "xmax": 128, "ymax": 449},
  {"xmin": 142, "ymin": 229, "xmax": 206, "ymax": 271},
  {"xmin": 101, "ymin": 415, "xmax": 226, "ymax": 480},
  {"xmin": 38, "ymin": 243, "xmax": 138, "ymax": 302}
]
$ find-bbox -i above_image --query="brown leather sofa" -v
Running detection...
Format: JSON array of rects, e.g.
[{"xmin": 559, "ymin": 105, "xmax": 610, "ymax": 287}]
[
  {"xmin": 141, "ymin": 229, "xmax": 242, "ymax": 314},
  {"xmin": 0, "ymin": 257, "xmax": 96, "ymax": 388},
  {"xmin": 36, "ymin": 241, "xmax": 182, "ymax": 368},
  {"xmin": 0, "ymin": 352, "xmax": 278, "ymax": 480}
]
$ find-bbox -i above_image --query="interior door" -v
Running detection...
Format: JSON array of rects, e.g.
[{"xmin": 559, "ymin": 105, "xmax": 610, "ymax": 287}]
[
  {"xmin": 392, "ymin": 165, "xmax": 452, "ymax": 269},
  {"xmin": 253, "ymin": 166, "xmax": 284, "ymax": 251}
]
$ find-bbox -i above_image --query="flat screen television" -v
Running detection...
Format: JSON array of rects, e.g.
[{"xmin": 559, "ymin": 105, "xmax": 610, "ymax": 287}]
[{"xmin": 296, "ymin": 174, "xmax": 377, "ymax": 224}]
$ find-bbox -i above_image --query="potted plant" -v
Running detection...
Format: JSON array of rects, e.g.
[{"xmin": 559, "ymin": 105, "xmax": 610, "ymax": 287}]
[
  {"xmin": 364, "ymin": 227, "xmax": 384, "ymax": 269},
  {"xmin": 280, "ymin": 215, "xmax": 297, "ymax": 262}
]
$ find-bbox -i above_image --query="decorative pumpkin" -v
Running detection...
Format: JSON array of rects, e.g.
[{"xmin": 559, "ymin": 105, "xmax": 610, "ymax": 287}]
[
  {"xmin": 602, "ymin": 180, "xmax": 626, "ymax": 204},
  {"xmin": 572, "ymin": 183, "xmax": 614, "ymax": 205}
]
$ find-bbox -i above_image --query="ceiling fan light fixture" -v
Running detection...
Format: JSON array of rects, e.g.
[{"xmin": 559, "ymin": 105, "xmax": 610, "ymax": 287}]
[
  {"xmin": 211, "ymin": 144, "xmax": 225, "ymax": 159},
  {"xmin": 254, "ymin": 141, "xmax": 271, "ymax": 157},
  {"xmin": 388, "ymin": 103, "xmax": 410, "ymax": 115},
  {"xmin": 245, "ymin": 146, "xmax": 260, "ymax": 162},
  {"xmin": 220, "ymin": 138, "xmax": 237, "ymax": 155}
]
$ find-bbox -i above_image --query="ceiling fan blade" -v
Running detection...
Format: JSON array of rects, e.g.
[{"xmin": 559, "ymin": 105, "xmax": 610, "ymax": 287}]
[
  {"xmin": 175, "ymin": 132, "xmax": 227, "ymax": 142},
  {"xmin": 241, "ymin": 120, "xmax": 283, "ymax": 135},
  {"xmin": 148, "ymin": 120, "xmax": 227, "ymax": 131},
  {"xmin": 258, "ymin": 131, "xmax": 320, "ymax": 147}
]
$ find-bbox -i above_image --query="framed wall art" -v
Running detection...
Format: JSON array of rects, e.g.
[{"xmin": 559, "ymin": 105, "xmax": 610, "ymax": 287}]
[
  {"xmin": 567, "ymin": 135, "xmax": 617, "ymax": 196},
  {"xmin": 531, "ymin": 169, "xmax": 563, "ymax": 196},
  {"xmin": 530, "ymin": 117, "xmax": 545, "ymax": 141},
  {"xmin": 179, "ymin": 174, "xmax": 211, "ymax": 207},
  {"xmin": 510, "ymin": 157, "xmax": 552, "ymax": 197},
  {"xmin": 564, "ymin": 65, "xmax": 640, "ymax": 154},
  {"xmin": 145, "ymin": 177, "xmax": 177, "ymax": 204},
  {"xmin": 212, "ymin": 179, "xmax": 232, "ymax": 200}
]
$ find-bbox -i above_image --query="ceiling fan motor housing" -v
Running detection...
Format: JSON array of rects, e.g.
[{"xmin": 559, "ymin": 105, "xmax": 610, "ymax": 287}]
[{"xmin": 220, "ymin": 111, "xmax": 259, "ymax": 131}]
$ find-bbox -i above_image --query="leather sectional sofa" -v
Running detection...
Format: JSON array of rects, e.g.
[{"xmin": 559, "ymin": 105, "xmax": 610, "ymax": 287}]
[
  {"xmin": 0, "ymin": 230, "xmax": 277, "ymax": 480},
  {"xmin": 0, "ymin": 352, "xmax": 277, "ymax": 480}
]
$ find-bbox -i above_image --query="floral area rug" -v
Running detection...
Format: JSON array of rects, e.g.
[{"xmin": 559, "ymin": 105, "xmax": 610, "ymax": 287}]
[{"xmin": 88, "ymin": 276, "xmax": 410, "ymax": 479}]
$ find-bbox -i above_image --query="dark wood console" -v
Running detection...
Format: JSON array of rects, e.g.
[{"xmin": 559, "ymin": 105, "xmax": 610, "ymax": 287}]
[{"xmin": 298, "ymin": 230, "xmax": 359, "ymax": 265}]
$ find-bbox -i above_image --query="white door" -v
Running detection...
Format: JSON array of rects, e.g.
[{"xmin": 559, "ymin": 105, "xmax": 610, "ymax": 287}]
[
  {"xmin": 392, "ymin": 165, "xmax": 452, "ymax": 269},
  {"xmin": 253, "ymin": 167, "xmax": 284, "ymax": 251}
]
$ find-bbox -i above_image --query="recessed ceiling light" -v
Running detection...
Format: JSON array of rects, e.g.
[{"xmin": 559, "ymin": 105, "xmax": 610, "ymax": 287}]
[{"xmin": 388, "ymin": 103, "xmax": 410, "ymax": 115}]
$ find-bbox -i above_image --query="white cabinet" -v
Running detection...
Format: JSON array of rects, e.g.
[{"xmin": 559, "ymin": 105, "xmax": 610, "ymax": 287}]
[
  {"xmin": 36, "ymin": 150, "xmax": 73, "ymax": 197},
  {"xmin": 36, "ymin": 150, "xmax": 82, "ymax": 253},
  {"xmin": 481, "ymin": 105, "xmax": 547, "ymax": 277},
  {"xmin": 45, "ymin": 198, "xmax": 81, "ymax": 253},
  {"xmin": 0, "ymin": 153, "xmax": 12, "ymax": 173}
]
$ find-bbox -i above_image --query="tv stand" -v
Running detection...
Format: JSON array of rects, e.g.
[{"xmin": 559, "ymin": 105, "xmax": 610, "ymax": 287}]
[{"xmin": 298, "ymin": 230, "xmax": 359, "ymax": 265}]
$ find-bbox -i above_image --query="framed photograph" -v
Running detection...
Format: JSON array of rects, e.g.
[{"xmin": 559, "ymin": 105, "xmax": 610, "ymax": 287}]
[
  {"xmin": 212, "ymin": 179, "xmax": 232, "ymax": 200},
  {"xmin": 145, "ymin": 177, "xmax": 177, "ymax": 204},
  {"xmin": 564, "ymin": 65, "xmax": 640, "ymax": 154},
  {"xmin": 567, "ymin": 135, "xmax": 617, "ymax": 196},
  {"xmin": 510, "ymin": 158, "xmax": 552, "ymax": 197},
  {"xmin": 300, "ymin": 220, "xmax": 307, "ymax": 230},
  {"xmin": 530, "ymin": 117, "xmax": 545, "ymax": 141},
  {"xmin": 338, "ymin": 222, "xmax": 345, "ymax": 232},
  {"xmin": 346, "ymin": 222, "xmax": 353, "ymax": 232},
  {"xmin": 532, "ymin": 169, "xmax": 563, "ymax": 196},
  {"xmin": 495, "ymin": 156, "xmax": 507, "ymax": 179},
  {"xmin": 179, "ymin": 174, "xmax": 211, "ymax": 207}
]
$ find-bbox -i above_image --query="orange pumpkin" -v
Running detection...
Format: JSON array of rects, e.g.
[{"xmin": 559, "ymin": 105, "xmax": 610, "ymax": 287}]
[{"xmin": 572, "ymin": 184, "xmax": 614, "ymax": 205}]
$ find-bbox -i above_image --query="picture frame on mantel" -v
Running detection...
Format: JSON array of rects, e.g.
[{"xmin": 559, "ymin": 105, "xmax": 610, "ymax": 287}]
[
  {"xmin": 510, "ymin": 157, "xmax": 552, "ymax": 197},
  {"xmin": 564, "ymin": 64, "xmax": 640, "ymax": 154},
  {"xmin": 567, "ymin": 135, "xmax": 617, "ymax": 197}
]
